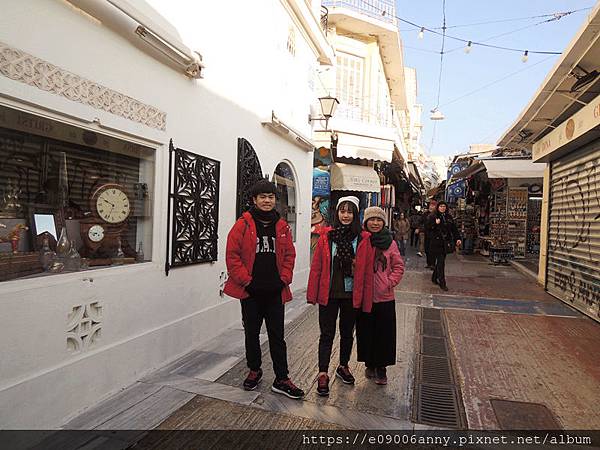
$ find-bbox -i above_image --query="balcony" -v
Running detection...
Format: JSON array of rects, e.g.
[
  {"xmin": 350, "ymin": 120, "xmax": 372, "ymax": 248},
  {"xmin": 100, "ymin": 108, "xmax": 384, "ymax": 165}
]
[{"xmin": 322, "ymin": 0, "xmax": 396, "ymax": 24}]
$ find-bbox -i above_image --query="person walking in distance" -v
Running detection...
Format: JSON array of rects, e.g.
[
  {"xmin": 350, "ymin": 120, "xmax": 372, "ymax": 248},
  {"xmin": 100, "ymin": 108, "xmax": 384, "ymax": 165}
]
[
  {"xmin": 409, "ymin": 209, "xmax": 420, "ymax": 248},
  {"xmin": 425, "ymin": 201, "xmax": 461, "ymax": 291},
  {"xmin": 224, "ymin": 179, "xmax": 304, "ymax": 399},
  {"xmin": 393, "ymin": 211, "xmax": 411, "ymax": 256},
  {"xmin": 307, "ymin": 196, "xmax": 369, "ymax": 397},
  {"xmin": 423, "ymin": 200, "xmax": 438, "ymax": 268},
  {"xmin": 354, "ymin": 207, "xmax": 405, "ymax": 385}
]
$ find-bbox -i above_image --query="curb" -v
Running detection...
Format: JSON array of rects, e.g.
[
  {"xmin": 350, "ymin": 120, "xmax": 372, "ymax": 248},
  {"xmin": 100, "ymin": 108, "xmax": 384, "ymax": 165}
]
[{"xmin": 509, "ymin": 260, "xmax": 538, "ymax": 282}]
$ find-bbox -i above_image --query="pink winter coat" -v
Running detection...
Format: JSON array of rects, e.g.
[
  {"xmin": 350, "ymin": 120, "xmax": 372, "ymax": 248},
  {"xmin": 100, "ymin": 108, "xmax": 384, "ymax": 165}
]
[{"xmin": 354, "ymin": 240, "xmax": 404, "ymax": 313}]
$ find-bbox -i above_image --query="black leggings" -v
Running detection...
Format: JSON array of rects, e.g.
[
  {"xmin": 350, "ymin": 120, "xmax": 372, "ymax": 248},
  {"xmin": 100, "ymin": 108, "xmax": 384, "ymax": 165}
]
[{"xmin": 318, "ymin": 297, "xmax": 357, "ymax": 372}]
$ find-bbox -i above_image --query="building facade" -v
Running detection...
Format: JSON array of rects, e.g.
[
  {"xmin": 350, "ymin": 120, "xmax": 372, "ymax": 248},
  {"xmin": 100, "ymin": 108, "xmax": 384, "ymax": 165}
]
[{"xmin": 0, "ymin": 0, "xmax": 333, "ymax": 427}]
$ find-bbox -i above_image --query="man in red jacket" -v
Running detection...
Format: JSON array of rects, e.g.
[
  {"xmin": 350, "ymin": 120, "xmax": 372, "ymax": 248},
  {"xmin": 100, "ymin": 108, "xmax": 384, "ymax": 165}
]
[{"xmin": 224, "ymin": 179, "xmax": 304, "ymax": 399}]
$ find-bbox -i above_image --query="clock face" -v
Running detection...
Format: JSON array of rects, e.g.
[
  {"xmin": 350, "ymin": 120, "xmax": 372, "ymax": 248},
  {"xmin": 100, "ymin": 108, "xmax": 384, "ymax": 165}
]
[
  {"xmin": 88, "ymin": 224, "xmax": 105, "ymax": 243},
  {"xmin": 96, "ymin": 187, "xmax": 131, "ymax": 224}
]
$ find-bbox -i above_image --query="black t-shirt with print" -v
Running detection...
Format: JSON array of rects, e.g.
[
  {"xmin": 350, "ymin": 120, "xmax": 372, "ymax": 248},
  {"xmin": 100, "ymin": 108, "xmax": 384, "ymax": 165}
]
[{"xmin": 250, "ymin": 220, "xmax": 282, "ymax": 294}]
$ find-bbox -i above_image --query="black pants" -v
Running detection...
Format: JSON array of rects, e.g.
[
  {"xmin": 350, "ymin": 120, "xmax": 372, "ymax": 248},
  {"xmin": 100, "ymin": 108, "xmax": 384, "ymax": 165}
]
[
  {"xmin": 356, "ymin": 301, "xmax": 397, "ymax": 368},
  {"xmin": 318, "ymin": 297, "xmax": 357, "ymax": 372},
  {"xmin": 425, "ymin": 235, "xmax": 435, "ymax": 267},
  {"xmin": 410, "ymin": 228, "xmax": 417, "ymax": 246},
  {"xmin": 241, "ymin": 292, "xmax": 288, "ymax": 380},
  {"xmin": 432, "ymin": 252, "xmax": 447, "ymax": 287}
]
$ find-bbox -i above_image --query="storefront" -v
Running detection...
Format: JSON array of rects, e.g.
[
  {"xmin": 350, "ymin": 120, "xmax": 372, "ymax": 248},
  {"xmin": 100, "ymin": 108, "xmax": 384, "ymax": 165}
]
[{"xmin": 497, "ymin": 1, "xmax": 600, "ymax": 321}]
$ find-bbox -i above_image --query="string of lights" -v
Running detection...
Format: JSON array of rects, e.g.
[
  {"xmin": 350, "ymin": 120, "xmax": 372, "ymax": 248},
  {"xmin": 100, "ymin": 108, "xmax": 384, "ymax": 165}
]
[{"xmin": 361, "ymin": 0, "xmax": 569, "ymax": 57}]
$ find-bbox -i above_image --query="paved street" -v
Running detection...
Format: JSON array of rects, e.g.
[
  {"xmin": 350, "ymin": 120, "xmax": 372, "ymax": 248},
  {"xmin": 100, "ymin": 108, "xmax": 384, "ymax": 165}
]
[{"xmin": 24, "ymin": 246, "xmax": 600, "ymax": 449}]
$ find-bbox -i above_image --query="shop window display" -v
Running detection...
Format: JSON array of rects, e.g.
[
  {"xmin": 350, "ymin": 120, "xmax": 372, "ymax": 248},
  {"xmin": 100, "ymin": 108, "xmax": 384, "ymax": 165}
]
[
  {"xmin": 273, "ymin": 162, "xmax": 297, "ymax": 241},
  {"xmin": 0, "ymin": 106, "xmax": 154, "ymax": 282}
]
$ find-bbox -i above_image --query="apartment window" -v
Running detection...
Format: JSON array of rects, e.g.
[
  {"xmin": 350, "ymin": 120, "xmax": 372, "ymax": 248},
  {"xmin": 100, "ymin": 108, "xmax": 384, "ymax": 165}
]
[
  {"xmin": 0, "ymin": 106, "xmax": 154, "ymax": 282},
  {"xmin": 336, "ymin": 52, "xmax": 364, "ymax": 120}
]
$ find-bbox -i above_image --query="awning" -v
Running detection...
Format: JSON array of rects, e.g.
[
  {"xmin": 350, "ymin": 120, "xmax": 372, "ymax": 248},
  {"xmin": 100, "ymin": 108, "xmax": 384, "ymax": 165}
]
[
  {"xmin": 330, "ymin": 162, "xmax": 380, "ymax": 192},
  {"xmin": 335, "ymin": 132, "xmax": 394, "ymax": 162},
  {"xmin": 407, "ymin": 162, "xmax": 424, "ymax": 188},
  {"xmin": 481, "ymin": 158, "xmax": 545, "ymax": 178},
  {"xmin": 448, "ymin": 160, "xmax": 486, "ymax": 183}
]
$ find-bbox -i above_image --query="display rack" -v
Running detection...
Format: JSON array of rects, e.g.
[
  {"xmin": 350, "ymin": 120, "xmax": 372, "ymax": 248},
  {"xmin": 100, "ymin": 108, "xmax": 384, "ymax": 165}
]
[
  {"xmin": 527, "ymin": 197, "xmax": 542, "ymax": 254},
  {"xmin": 506, "ymin": 188, "xmax": 528, "ymax": 258},
  {"xmin": 490, "ymin": 188, "xmax": 508, "ymax": 245}
]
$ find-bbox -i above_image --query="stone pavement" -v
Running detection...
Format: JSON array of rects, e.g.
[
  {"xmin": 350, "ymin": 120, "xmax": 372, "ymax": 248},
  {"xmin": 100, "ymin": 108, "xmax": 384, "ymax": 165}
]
[{"xmin": 22, "ymin": 245, "xmax": 600, "ymax": 449}]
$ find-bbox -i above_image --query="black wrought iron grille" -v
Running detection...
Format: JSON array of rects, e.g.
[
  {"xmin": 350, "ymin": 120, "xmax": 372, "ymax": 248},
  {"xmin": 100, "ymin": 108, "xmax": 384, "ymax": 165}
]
[
  {"xmin": 166, "ymin": 140, "xmax": 220, "ymax": 275},
  {"xmin": 236, "ymin": 138, "xmax": 264, "ymax": 219}
]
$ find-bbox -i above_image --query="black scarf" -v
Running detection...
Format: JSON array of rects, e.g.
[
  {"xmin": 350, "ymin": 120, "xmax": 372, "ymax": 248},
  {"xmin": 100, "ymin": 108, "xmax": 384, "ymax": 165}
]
[
  {"xmin": 329, "ymin": 225, "xmax": 358, "ymax": 277},
  {"xmin": 249, "ymin": 206, "xmax": 280, "ymax": 224},
  {"xmin": 370, "ymin": 228, "xmax": 393, "ymax": 272}
]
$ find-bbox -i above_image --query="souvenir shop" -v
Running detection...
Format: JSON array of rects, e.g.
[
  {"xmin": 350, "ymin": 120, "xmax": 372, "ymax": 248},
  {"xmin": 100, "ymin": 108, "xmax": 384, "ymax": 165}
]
[{"xmin": 446, "ymin": 157, "xmax": 544, "ymax": 262}]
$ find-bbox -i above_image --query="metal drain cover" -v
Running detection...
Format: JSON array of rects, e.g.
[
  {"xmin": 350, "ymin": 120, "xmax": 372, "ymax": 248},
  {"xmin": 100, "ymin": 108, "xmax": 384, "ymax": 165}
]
[
  {"xmin": 421, "ymin": 336, "xmax": 448, "ymax": 358},
  {"xmin": 422, "ymin": 308, "xmax": 441, "ymax": 321},
  {"xmin": 419, "ymin": 355, "xmax": 452, "ymax": 385},
  {"xmin": 422, "ymin": 319, "xmax": 444, "ymax": 337},
  {"xmin": 416, "ymin": 384, "xmax": 461, "ymax": 428},
  {"xmin": 491, "ymin": 399, "xmax": 562, "ymax": 430}
]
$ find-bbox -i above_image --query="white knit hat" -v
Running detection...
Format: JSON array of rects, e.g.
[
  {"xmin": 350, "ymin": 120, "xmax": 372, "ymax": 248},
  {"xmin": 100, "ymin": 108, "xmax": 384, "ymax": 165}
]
[{"xmin": 336, "ymin": 196, "xmax": 360, "ymax": 211}]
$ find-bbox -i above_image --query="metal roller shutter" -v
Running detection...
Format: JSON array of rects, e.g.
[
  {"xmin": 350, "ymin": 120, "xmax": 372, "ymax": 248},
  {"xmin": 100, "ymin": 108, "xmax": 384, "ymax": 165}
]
[{"xmin": 547, "ymin": 141, "xmax": 600, "ymax": 322}]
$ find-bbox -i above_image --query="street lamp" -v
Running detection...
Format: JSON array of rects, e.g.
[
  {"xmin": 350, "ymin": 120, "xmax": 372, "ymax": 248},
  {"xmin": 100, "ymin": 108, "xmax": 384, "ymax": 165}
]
[
  {"xmin": 430, "ymin": 108, "xmax": 445, "ymax": 120},
  {"xmin": 309, "ymin": 95, "xmax": 340, "ymax": 130}
]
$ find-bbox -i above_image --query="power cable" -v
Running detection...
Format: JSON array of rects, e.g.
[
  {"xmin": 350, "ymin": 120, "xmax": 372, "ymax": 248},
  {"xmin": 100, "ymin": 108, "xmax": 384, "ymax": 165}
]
[{"xmin": 362, "ymin": 0, "xmax": 565, "ymax": 55}]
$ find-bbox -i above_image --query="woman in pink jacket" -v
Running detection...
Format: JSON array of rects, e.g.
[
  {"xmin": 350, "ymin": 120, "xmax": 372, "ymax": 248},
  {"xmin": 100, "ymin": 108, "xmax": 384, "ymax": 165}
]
[{"xmin": 354, "ymin": 207, "xmax": 405, "ymax": 385}]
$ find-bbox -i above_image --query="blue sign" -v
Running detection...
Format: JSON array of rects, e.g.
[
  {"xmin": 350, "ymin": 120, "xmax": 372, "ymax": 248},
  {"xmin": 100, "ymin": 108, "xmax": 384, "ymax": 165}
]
[{"xmin": 312, "ymin": 168, "xmax": 330, "ymax": 197}]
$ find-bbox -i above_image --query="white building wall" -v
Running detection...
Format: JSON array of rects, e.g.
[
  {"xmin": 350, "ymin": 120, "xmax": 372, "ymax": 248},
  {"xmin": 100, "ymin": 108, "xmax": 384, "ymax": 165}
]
[{"xmin": 0, "ymin": 0, "xmax": 326, "ymax": 428}]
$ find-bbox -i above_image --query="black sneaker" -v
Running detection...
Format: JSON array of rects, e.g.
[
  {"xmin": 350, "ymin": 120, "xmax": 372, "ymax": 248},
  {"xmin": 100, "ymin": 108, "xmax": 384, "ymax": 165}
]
[
  {"xmin": 375, "ymin": 367, "xmax": 387, "ymax": 385},
  {"xmin": 272, "ymin": 378, "xmax": 305, "ymax": 399},
  {"xmin": 431, "ymin": 275, "xmax": 438, "ymax": 285},
  {"xmin": 243, "ymin": 368, "xmax": 262, "ymax": 391},
  {"xmin": 316, "ymin": 373, "xmax": 329, "ymax": 396},
  {"xmin": 440, "ymin": 284, "xmax": 449, "ymax": 291},
  {"xmin": 336, "ymin": 365, "xmax": 355, "ymax": 384},
  {"xmin": 365, "ymin": 367, "xmax": 376, "ymax": 379}
]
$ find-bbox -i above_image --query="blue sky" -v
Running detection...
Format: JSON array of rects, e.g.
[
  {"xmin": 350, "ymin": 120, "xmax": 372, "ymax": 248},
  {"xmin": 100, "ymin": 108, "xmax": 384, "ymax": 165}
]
[{"xmin": 397, "ymin": 0, "xmax": 597, "ymax": 157}]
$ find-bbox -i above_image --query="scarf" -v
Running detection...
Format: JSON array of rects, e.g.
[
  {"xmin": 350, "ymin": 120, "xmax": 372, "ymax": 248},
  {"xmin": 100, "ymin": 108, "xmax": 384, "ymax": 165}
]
[
  {"xmin": 329, "ymin": 225, "xmax": 358, "ymax": 277},
  {"xmin": 370, "ymin": 228, "xmax": 393, "ymax": 272},
  {"xmin": 249, "ymin": 206, "xmax": 280, "ymax": 224}
]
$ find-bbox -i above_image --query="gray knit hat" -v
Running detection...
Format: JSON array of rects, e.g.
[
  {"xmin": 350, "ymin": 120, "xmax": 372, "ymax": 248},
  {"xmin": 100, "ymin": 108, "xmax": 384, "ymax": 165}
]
[{"xmin": 363, "ymin": 206, "xmax": 387, "ymax": 226}]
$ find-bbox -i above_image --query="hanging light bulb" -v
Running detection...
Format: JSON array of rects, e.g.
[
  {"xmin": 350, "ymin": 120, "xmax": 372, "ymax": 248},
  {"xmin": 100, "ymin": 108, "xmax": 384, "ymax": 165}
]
[
  {"xmin": 464, "ymin": 41, "xmax": 472, "ymax": 54},
  {"xmin": 430, "ymin": 108, "xmax": 445, "ymax": 120},
  {"xmin": 521, "ymin": 50, "xmax": 529, "ymax": 63},
  {"xmin": 418, "ymin": 27, "xmax": 425, "ymax": 39}
]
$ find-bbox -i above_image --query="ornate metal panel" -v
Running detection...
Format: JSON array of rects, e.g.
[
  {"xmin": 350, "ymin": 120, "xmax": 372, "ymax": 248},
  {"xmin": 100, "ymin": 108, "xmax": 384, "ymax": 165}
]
[
  {"xmin": 166, "ymin": 140, "xmax": 220, "ymax": 275},
  {"xmin": 236, "ymin": 138, "xmax": 263, "ymax": 219}
]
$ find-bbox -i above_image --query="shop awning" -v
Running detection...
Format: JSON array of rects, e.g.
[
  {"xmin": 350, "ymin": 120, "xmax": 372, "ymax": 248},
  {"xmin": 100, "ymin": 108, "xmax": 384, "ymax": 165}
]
[
  {"xmin": 481, "ymin": 158, "xmax": 545, "ymax": 178},
  {"xmin": 448, "ymin": 160, "xmax": 486, "ymax": 183},
  {"xmin": 335, "ymin": 132, "xmax": 394, "ymax": 162},
  {"xmin": 330, "ymin": 162, "xmax": 380, "ymax": 192},
  {"xmin": 407, "ymin": 162, "xmax": 424, "ymax": 189}
]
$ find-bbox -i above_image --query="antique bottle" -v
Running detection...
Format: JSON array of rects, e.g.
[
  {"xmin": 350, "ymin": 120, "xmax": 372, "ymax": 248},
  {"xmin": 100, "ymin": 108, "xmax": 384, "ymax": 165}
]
[
  {"xmin": 56, "ymin": 226, "xmax": 70, "ymax": 258},
  {"xmin": 39, "ymin": 236, "xmax": 56, "ymax": 270},
  {"xmin": 65, "ymin": 239, "xmax": 81, "ymax": 271},
  {"xmin": 136, "ymin": 241, "xmax": 144, "ymax": 263}
]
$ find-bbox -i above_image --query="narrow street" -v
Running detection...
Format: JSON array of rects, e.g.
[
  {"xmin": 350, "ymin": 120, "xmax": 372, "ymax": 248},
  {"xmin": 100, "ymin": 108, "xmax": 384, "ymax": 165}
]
[{"xmin": 22, "ymin": 245, "xmax": 600, "ymax": 449}]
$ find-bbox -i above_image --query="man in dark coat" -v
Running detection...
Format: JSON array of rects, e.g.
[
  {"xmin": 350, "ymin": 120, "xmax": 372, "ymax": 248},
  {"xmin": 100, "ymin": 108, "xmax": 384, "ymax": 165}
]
[{"xmin": 425, "ymin": 201, "xmax": 461, "ymax": 291}]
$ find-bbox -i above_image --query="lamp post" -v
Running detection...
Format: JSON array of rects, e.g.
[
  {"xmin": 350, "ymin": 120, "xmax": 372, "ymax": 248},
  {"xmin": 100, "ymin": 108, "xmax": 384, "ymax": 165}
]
[{"xmin": 309, "ymin": 95, "xmax": 339, "ymax": 131}]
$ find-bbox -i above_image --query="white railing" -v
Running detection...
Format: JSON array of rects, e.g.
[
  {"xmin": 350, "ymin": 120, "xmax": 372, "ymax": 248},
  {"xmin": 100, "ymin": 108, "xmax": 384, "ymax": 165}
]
[{"xmin": 322, "ymin": 0, "xmax": 395, "ymax": 24}]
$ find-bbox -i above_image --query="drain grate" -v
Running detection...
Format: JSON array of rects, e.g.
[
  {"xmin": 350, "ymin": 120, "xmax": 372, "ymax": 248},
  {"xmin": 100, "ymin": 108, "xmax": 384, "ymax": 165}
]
[
  {"xmin": 413, "ymin": 307, "xmax": 465, "ymax": 429},
  {"xmin": 419, "ymin": 355, "xmax": 452, "ymax": 384},
  {"xmin": 417, "ymin": 384, "xmax": 462, "ymax": 428},
  {"xmin": 422, "ymin": 319, "xmax": 443, "ymax": 337},
  {"xmin": 422, "ymin": 308, "xmax": 441, "ymax": 321},
  {"xmin": 421, "ymin": 336, "xmax": 448, "ymax": 358}
]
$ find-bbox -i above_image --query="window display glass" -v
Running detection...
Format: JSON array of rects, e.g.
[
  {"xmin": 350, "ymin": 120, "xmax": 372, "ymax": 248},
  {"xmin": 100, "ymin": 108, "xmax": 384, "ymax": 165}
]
[
  {"xmin": 0, "ymin": 106, "xmax": 155, "ymax": 282},
  {"xmin": 273, "ymin": 162, "xmax": 297, "ymax": 241}
]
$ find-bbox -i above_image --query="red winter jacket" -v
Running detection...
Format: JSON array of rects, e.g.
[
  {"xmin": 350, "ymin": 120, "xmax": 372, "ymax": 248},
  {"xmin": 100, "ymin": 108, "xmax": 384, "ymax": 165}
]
[
  {"xmin": 224, "ymin": 211, "xmax": 295, "ymax": 303},
  {"xmin": 306, "ymin": 228, "xmax": 371, "ymax": 306},
  {"xmin": 353, "ymin": 238, "xmax": 405, "ymax": 313}
]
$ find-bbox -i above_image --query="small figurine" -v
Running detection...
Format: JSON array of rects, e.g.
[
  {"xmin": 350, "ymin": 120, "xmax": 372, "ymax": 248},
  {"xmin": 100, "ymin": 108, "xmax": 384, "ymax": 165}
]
[{"xmin": 0, "ymin": 223, "xmax": 29, "ymax": 254}]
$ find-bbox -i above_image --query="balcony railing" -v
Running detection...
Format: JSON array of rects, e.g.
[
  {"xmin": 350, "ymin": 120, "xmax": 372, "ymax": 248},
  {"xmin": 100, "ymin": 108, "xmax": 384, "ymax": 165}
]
[{"xmin": 322, "ymin": 0, "xmax": 396, "ymax": 24}]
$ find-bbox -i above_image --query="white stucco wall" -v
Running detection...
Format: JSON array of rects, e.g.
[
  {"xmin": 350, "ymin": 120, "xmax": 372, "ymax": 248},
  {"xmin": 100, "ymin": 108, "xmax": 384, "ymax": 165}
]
[{"xmin": 0, "ymin": 0, "xmax": 324, "ymax": 428}]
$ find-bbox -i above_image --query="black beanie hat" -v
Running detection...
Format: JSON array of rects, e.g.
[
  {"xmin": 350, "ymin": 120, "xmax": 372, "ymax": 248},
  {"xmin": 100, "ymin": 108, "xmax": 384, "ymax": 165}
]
[{"xmin": 250, "ymin": 179, "xmax": 277, "ymax": 198}]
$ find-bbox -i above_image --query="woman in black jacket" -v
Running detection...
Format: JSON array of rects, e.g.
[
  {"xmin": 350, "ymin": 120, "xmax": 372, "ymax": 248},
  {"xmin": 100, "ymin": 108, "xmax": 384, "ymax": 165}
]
[{"xmin": 425, "ymin": 201, "xmax": 461, "ymax": 291}]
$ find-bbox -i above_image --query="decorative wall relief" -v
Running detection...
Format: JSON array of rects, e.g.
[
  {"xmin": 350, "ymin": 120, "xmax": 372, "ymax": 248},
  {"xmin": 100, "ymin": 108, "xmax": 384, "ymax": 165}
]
[
  {"xmin": 66, "ymin": 301, "xmax": 102, "ymax": 353},
  {"xmin": 0, "ymin": 42, "xmax": 166, "ymax": 131}
]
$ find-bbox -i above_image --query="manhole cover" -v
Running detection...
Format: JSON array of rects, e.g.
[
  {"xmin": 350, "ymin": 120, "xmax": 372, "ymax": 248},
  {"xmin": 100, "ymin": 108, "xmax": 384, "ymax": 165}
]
[{"xmin": 491, "ymin": 399, "xmax": 562, "ymax": 430}]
